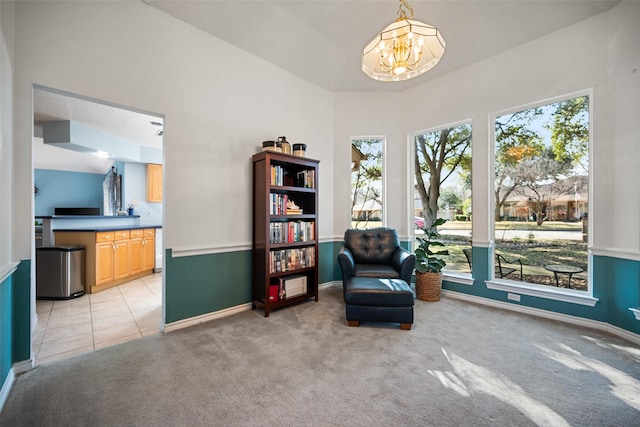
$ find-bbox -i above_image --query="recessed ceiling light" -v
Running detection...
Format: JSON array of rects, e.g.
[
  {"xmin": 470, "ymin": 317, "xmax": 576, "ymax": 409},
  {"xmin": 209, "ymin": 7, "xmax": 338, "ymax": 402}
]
[{"xmin": 94, "ymin": 151, "xmax": 111, "ymax": 158}]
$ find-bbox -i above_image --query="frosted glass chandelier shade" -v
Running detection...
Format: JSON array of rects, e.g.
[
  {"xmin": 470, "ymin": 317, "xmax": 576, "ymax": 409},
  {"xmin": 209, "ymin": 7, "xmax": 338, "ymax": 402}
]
[{"xmin": 362, "ymin": 2, "xmax": 445, "ymax": 82}]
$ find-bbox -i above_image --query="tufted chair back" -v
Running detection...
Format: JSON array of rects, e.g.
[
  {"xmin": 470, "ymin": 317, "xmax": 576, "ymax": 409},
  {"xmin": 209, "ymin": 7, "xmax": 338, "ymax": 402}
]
[{"xmin": 343, "ymin": 228, "xmax": 400, "ymax": 264}]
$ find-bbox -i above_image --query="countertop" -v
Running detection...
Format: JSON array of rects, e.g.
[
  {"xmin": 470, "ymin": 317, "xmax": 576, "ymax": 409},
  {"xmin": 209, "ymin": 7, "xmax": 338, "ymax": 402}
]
[
  {"xmin": 36, "ymin": 215, "xmax": 141, "ymax": 219},
  {"xmin": 54, "ymin": 225, "xmax": 162, "ymax": 232}
]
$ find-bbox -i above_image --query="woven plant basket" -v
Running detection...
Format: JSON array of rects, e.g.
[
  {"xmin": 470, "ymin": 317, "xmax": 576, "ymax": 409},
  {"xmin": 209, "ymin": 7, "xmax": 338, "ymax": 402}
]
[{"xmin": 415, "ymin": 272, "xmax": 442, "ymax": 302}]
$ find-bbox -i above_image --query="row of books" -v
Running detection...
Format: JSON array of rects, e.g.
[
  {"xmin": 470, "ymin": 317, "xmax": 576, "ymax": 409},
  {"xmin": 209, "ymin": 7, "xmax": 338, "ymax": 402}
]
[
  {"xmin": 296, "ymin": 170, "xmax": 315, "ymax": 189},
  {"xmin": 270, "ymin": 221, "xmax": 315, "ymax": 244},
  {"xmin": 269, "ymin": 165, "xmax": 316, "ymax": 189},
  {"xmin": 270, "ymin": 165, "xmax": 286, "ymax": 186},
  {"xmin": 270, "ymin": 193, "xmax": 303, "ymax": 215},
  {"xmin": 269, "ymin": 247, "xmax": 316, "ymax": 274}
]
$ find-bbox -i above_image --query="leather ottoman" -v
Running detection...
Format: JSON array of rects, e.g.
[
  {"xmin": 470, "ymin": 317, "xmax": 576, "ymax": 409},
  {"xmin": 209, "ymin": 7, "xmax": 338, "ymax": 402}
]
[{"xmin": 344, "ymin": 277, "xmax": 414, "ymax": 330}]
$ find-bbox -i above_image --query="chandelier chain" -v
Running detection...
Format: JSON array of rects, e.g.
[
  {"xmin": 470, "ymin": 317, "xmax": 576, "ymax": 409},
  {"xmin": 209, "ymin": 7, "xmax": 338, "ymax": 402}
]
[{"xmin": 397, "ymin": 0, "xmax": 414, "ymax": 20}]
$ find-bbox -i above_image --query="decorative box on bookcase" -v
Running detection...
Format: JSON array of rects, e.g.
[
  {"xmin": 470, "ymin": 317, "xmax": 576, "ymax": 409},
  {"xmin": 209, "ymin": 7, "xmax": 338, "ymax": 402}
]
[{"xmin": 252, "ymin": 151, "xmax": 319, "ymax": 317}]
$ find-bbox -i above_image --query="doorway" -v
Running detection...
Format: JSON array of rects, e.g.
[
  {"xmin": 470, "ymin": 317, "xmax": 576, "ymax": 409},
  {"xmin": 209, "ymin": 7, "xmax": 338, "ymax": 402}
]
[{"xmin": 32, "ymin": 85, "xmax": 165, "ymax": 364}]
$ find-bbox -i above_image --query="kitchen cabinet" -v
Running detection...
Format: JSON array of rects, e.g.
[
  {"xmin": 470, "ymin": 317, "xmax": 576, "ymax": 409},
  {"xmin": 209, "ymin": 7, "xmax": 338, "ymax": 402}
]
[
  {"xmin": 96, "ymin": 239, "xmax": 114, "ymax": 285},
  {"xmin": 113, "ymin": 230, "xmax": 131, "ymax": 280},
  {"xmin": 142, "ymin": 228, "xmax": 155, "ymax": 271},
  {"xmin": 130, "ymin": 231, "xmax": 144, "ymax": 275},
  {"xmin": 95, "ymin": 230, "xmax": 130, "ymax": 285},
  {"xmin": 147, "ymin": 163, "xmax": 163, "ymax": 202},
  {"xmin": 130, "ymin": 229, "xmax": 155, "ymax": 274},
  {"xmin": 55, "ymin": 227, "xmax": 156, "ymax": 294}
]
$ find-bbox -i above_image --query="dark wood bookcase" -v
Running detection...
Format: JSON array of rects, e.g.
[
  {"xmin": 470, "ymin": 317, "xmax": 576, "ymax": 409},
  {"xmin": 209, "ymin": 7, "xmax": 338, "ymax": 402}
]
[{"xmin": 252, "ymin": 151, "xmax": 319, "ymax": 317}]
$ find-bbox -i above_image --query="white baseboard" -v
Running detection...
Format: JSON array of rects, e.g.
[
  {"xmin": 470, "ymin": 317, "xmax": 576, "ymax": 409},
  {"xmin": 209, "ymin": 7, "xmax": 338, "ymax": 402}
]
[
  {"xmin": 443, "ymin": 290, "xmax": 640, "ymax": 346},
  {"xmin": 164, "ymin": 282, "xmax": 339, "ymax": 333},
  {"xmin": 164, "ymin": 303, "xmax": 253, "ymax": 333},
  {"xmin": 0, "ymin": 356, "xmax": 35, "ymax": 413},
  {"xmin": 12, "ymin": 357, "xmax": 35, "ymax": 375},
  {"xmin": 319, "ymin": 281, "xmax": 340, "ymax": 290},
  {"xmin": 0, "ymin": 368, "xmax": 15, "ymax": 414}
]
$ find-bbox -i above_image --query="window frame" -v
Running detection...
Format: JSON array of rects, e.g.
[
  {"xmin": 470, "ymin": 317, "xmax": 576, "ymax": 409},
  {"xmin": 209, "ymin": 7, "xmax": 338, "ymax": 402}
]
[
  {"xmin": 487, "ymin": 90, "xmax": 596, "ymax": 306},
  {"xmin": 409, "ymin": 119, "xmax": 474, "ymax": 285},
  {"xmin": 350, "ymin": 136, "xmax": 387, "ymax": 228}
]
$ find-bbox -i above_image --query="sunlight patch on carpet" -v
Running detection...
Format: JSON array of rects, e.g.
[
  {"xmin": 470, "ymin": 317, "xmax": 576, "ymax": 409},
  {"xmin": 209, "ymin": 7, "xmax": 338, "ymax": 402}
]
[
  {"xmin": 428, "ymin": 348, "xmax": 570, "ymax": 427},
  {"xmin": 538, "ymin": 343, "xmax": 640, "ymax": 411}
]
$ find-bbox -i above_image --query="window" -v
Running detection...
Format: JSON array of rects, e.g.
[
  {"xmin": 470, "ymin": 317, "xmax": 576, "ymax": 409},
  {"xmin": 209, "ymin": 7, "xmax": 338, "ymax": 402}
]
[
  {"xmin": 351, "ymin": 137, "xmax": 384, "ymax": 229},
  {"xmin": 493, "ymin": 95, "xmax": 590, "ymax": 291},
  {"xmin": 413, "ymin": 122, "xmax": 472, "ymax": 273}
]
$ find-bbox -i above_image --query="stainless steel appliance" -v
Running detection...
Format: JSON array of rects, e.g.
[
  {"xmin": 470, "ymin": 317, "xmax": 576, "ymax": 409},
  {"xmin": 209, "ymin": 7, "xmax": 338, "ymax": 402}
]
[{"xmin": 36, "ymin": 246, "xmax": 85, "ymax": 299}]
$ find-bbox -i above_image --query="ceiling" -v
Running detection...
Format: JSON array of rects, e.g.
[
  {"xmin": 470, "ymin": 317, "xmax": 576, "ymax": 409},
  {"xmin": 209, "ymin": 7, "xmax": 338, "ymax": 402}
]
[
  {"xmin": 147, "ymin": 0, "xmax": 620, "ymax": 92},
  {"xmin": 34, "ymin": 87, "xmax": 164, "ymax": 150},
  {"xmin": 33, "ymin": 0, "xmax": 620, "ymax": 151}
]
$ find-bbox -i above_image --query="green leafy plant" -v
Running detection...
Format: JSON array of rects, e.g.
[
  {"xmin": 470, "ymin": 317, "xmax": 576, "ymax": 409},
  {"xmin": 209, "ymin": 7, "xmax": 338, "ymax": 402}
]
[{"xmin": 415, "ymin": 212, "xmax": 449, "ymax": 273}]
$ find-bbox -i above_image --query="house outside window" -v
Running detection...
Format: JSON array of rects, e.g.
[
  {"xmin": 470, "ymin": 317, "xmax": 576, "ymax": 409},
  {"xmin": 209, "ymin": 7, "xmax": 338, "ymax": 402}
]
[
  {"xmin": 351, "ymin": 137, "xmax": 384, "ymax": 229},
  {"xmin": 412, "ymin": 122, "xmax": 472, "ymax": 273},
  {"xmin": 492, "ymin": 94, "xmax": 590, "ymax": 290}
]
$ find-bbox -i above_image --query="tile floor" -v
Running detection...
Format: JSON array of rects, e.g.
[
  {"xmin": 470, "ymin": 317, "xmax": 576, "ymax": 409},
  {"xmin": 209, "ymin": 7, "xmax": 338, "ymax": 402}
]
[{"xmin": 33, "ymin": 273, "xmax": 162, "ymax": 365}]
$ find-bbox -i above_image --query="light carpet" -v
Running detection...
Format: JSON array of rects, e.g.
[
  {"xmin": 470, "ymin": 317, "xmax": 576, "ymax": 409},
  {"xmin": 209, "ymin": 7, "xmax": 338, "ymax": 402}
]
[{"xmin": 1, "ymin": 285, "xmax": 639, "ymax": 426}]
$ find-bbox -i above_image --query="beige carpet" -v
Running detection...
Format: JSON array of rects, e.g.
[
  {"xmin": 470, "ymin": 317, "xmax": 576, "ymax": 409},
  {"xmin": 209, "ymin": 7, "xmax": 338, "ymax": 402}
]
[{"xmin": 1, "ymin": 285, "xmax": 639, "ymax": 426}]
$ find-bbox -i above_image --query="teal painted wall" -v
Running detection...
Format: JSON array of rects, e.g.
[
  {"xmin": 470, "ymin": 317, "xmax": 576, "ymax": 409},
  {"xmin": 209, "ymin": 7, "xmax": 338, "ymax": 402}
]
[
  {"xmin": 164, "ymin": 241, "xmax": 639, "ymax": 337},
  {"xmin": 0, "ymin": 260, "xmax": 31, "ymax": 389},
  {"xmin": 1, "ymin": 272, "xmax": 13, "ymax": 388},
  {"xmin": 165, "ymin": 249, "xmax": 252, "ymax": 323},
  {"xmin": 441, "ymin": 247, "xmax": 639, "ymax": 335},
  {"xmin": 13, "ymin": 261, "xmax": 31, "ymax": 362},
  {"xmin": 320, "ymin": 241, "xmax": 342, "ymax": 285},
  {"xmin": 593, "ymin": 256, "xmax": 640, "ymax": 333},
  {"xmin": 165, "ymin": 242, "xmax": 339, "ymax": 324}
]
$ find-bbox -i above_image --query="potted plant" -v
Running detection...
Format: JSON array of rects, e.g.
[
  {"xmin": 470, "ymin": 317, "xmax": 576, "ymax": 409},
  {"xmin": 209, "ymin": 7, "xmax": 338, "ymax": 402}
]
[{"xmin": 415, "ymin": 212, "xmax": 449, "ymax": 301}]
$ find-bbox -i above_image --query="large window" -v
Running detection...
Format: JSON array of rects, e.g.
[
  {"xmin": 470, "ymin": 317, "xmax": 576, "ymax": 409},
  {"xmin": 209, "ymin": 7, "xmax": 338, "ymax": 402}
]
[
  {"xmin": 493, "ymin": 95, "xmax": 590, "ymax": 290},
  {"xmin": 351, "ymin": 137, "xmax": 384, "ymax": 229},
  {"xmin": 413, "ymin": 122, "xmax": 472, "ymax": 273}
]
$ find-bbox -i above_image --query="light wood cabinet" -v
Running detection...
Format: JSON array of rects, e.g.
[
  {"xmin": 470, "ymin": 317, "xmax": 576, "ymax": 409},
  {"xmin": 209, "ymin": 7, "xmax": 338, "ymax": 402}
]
[
  {"xmin": 147, "ymin": 163, "xmax": 163, "ymax": 202},
  {"xmin": 142, "ymin": 229, "xmax": 155, "ymax": 271},
  {"xmin": 130, "ymin": 229, "xmax": 154, "ymax": 274},
  {"xmin": 55, "ymin": 228, "xmax": 157, "ymax": 294},
  {"xmin": 96, "ymin": 240, "xmax": 114, "ymax": 285},
  {"xmin": 113, "ymin": 230, "xmax": 130, "ymax": 280},
  {"xmin": 129, "ymin": 230, "xmax": 144, "ymax": 275}
]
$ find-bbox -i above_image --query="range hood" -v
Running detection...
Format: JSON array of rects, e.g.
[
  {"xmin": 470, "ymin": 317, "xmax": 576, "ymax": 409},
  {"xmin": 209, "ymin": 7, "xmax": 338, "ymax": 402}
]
[{"xmin": 41, "ymin": 120, "xmax": 162, "ymax": 164}]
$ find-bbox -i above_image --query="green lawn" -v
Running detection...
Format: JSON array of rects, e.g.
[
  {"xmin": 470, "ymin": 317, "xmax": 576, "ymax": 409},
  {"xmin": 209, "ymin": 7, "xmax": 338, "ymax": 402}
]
[{"xmin": 349, "ymin": 219, "xmax": 588, "ymax": 288}]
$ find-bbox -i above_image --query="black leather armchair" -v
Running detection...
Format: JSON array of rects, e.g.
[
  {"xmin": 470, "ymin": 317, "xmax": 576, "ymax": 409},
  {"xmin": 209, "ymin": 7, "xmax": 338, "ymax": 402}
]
[
  {"xmin": 337, "ymin": 228, "xmax": 416, "ymax": 329},
  {"xmin": 338, "ymin": 228, "xmax": 415, "ymax": 288}
]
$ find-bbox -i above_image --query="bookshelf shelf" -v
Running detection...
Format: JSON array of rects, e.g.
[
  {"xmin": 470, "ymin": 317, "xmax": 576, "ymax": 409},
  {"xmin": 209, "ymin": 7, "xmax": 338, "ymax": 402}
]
[{"xmin": 252, "ymin": 151, "xmax": 319, "ymax": 317}]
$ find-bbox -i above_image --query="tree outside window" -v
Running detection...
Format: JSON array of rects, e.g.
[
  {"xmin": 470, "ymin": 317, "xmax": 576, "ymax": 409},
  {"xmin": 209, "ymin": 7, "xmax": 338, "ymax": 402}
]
[
  {"xmin": 351, "ymin": 138, "xmax": 383, "ymax": 229},
  {"xmin": 493, "ymin": 95, "xmax": 589, "ymax": 290},
  {"xmin": 413, "ymin": 123, "xmax": 472, "ymax": 272}
]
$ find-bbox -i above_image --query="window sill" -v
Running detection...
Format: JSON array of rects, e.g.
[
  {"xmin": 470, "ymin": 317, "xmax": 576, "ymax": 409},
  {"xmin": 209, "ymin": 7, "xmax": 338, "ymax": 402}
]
[
  {"xmin": 631, "ymin": 308, "xmax": 640, "ymax": 321},
  {"xmin": 486, "ymin": 279, "xmax": 599, "ymax": 307},
  {"xmin": 443, "ymin": 271, "xmax": 474, "ymax": 286}
]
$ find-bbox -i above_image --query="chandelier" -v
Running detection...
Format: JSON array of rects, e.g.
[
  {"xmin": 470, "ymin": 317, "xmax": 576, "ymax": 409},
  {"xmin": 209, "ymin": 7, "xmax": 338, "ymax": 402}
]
[{"xmin": 362, "ymin": 0, "xmax": 445, "ymax": 82}]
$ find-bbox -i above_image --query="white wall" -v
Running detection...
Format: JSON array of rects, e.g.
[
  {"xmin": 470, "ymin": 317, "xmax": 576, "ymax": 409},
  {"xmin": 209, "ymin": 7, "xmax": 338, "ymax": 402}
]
[
  {"xmin": 335, "ymin": 2, "xmax": 640, "ymax": 258},
  {"xmin": 605, "ymin": 1, "xmax": 640, "ymax": 257},
  {"xmin": 333, "ymin": 92, "xmax": 405, "ymax": 237},
  {"xmin": 12, "ymin": 1, "xmax": 334, "ymax": 260},
  {"xmin": 1, "ymin": 1, "xmax": 15, "ymax": 277}
]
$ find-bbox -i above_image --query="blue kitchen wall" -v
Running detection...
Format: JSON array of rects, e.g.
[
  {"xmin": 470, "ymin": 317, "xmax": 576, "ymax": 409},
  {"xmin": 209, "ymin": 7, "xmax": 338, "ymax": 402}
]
[{"xmin": 34, "ymin": 169, "xmax": 105, "ymax": 216}]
